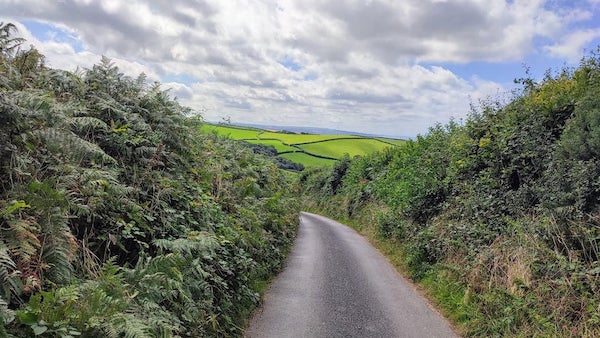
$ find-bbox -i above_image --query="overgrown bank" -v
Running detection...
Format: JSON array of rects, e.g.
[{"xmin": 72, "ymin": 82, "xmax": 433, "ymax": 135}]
[
  {"xmin": 302, "ymin": 51, "xmax": 600, "ymax": 336},
  {"xmin": 0, "ymin": 24, "xmax": 298, "ymax": 337}
]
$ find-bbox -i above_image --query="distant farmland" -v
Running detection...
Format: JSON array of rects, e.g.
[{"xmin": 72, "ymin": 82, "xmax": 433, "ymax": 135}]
[{"xmin": 200, "ymin": 123, "xmax": 404, "ymax": 167}]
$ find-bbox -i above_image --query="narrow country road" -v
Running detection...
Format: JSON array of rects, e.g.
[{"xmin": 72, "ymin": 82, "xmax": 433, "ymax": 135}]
[{"xmin": 245, "ymin": 212, "xmax": 458, "ymax": 338}]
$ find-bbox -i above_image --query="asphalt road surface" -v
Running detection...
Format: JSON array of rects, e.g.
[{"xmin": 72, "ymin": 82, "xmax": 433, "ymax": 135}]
[{"xmin": 245, "ymin": 212, "xmax": 458, "ymax": 338}]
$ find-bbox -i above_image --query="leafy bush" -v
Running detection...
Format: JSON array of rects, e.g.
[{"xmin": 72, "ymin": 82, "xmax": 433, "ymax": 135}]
[
  {"xmin": 1, "ymin": 25, "xmax": 298, "ymax": 337},
  {"xmin": 302, "ymin": 49, "xmax": 600, "ymax": 335}
]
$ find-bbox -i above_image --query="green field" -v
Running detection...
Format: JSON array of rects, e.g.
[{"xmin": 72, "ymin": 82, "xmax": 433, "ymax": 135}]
[
  {"xmin": 280, "ymin": 153, "xmax": 336, "ymax": 167},
  {"xmin": 201, "ymin": 123, "xmax": 403, "ymax": 168},
  {"xmin": 299, "ymin": 138, "xmax": 392, "ymax": 158},
  {"xmin": 245, "ymin": 139, "xmax": 298, "ymax": 152},
  {"xmin": 259, "ymin": 131, "xmax": 361, "ymax": 144},
  {"xmin": 200, "ymin": 124, "xmax": 261, "ymax": 139},
  {"xmin": 376, "ymin": 137, "xmax": 406, "ymax": 146}
]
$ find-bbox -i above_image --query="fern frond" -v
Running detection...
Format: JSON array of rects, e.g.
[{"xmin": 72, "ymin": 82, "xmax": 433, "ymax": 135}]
[
  {"xmin": 70, "ymin": 116, "xmax": 109, "ymax": 135},
  {"xmin": 5, "ymin": 218, "xmax": 41, "ymax": 263},
  {"xmin": 0, "ymin": 244, "xmax": 17, "ymax": 298},
  {"xmin": 1, "ymin": 214, "xmax": 41, "ymax": 295},
  {"xmin": 41, "ymin": 240, "xmax": 73, "ymax": 284},
  {"xmin": 134, "ymin": 146, "xmax": 157, "ymax": 158},
  {"xmin": 133, "ymin": 299, "xmax": 181, "ymax": 336},
  {"xmin": 17, "ymin": 92, "xmax": 67, "ymax": 127},
  {"xmin": 27, "ymin": 128, "xmax": 116, "ymax": 164},
  {"xmin": 139, "ymin": 254, "xmax": 182, "ymax": 276},
  {"xmin": 0, "ymin": 294, "xmax": 15, "ymax": 329},
  {"xmin": 0, "ymin": 243, "xmax": 22, "ymax": 306},
  {"xmin": 43, "ymin": 69, "xmax": 85, "ymax": 100},
  {"xmin": 93, "ymin": 96, "xmax": 127, "ymax": 120},
  {"xmin": 153, "ymin": 233, "xmax": 217, "ymax": 256},
  {"xmin": 126, "ymin": 113, "xmax": 152, "ymax": 132},
  {"xmin": 104, "ymin": 312, "xmax": 154, "ymax": 338},
  {"xmin": 39, "ymin": 208, "xmax": 75, "ymax": 285}
]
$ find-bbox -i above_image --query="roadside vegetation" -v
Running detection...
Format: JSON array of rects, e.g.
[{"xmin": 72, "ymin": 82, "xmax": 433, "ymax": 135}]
[
  {"xmin": 201, "ymin": 123, "xmax": 400, "ymax": 168},
  {"xmin": 302, "ymin": 50, "xmax": 600, "ymax": 336},
  {"xmin": 0, "ymin": 23, "xmax": 298, "ymax": 337}
]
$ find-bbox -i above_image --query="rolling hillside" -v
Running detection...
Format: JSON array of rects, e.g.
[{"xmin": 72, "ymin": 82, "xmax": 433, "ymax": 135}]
[{"xmin": 200, "ymin": 123, "xmax": 402, "ymax": 167}]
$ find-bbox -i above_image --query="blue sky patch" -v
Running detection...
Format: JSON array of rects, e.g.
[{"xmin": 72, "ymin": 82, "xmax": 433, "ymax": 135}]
[
  {"xmin": 23, "ymin": 20, "xmax": 84, "ymax": 52},
  {"xmin": 161, "ymin": 73, "xmax": 201, "ymax": 85},
  {"xmin": 278, "ymin": 56, "xmax": 302, "ymax": 71},
  {"xmin": 303, "ymin": 73, "xmax": 318, "ymax": 81},
  {"xmin": 433, "ymin": 51, "xmax": 576, "ymax": 88}
]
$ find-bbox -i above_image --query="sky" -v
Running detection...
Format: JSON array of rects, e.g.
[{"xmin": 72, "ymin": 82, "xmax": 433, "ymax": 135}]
[{"xmin": 2, "ymin": 0, "xmax": 600, "ymax": 138}]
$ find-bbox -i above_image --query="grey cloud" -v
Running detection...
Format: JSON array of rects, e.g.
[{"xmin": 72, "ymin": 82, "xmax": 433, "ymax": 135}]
[
  {"xmin": 4, "ymin": 0, "xmax": 219, "ymax": 62},
  {"xmin": 171, "ymin": 11, "xmax": 197, "ymax": 27},
  {"xmin": 223, "ymin": 98, "xmax": 252, "ymax": 110},
  {"xmin": 367, "ymin": 37, "xmax": 429, "ymax": 64},
  {"xmin": 2, "ymin": 0, "xmax": 592, "ymax": 137},
  {"xmin": 326, "ymin": 90, "xmax": 408, "ymax": 104},
  {"xmin": 409, "ymin": 1, "xmax": 491, "ymax": 39},
  {"xmin": 320, "ymin": 1, "xmax": 405, "ymax": 40},
  {"xmin": 171, "ymin": 1, "xmax": 218, "ymax": 27},
  {"xmin": 288, "ymin": 0, "xmax": 560, "ymax": 63},
  {"xmin": 168, "ymin": 85, "xmax": 194, "ymax": 100},
  {"xmin": 212, "ymin": 71, "xmax": 282, "ymax": 89},
  {"xmin": 291, "ymin": 36, "xmax": 349, "ymax": 63},
  {"xmin": 329, "ymin": 63, "xmax": 382, "ymax": 80}
]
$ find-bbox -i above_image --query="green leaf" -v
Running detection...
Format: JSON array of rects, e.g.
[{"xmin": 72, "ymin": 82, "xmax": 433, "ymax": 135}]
[
  {"xmin": 17, "ymin": 311, "xmax": 38, "ymax": 325},
  {"xmin": 0, "ymin": 200, "xmax": 31, "ymax": 217},
  {"xmin": 31, "ymin": 323, "xmax": 48, "ymax": 335}
]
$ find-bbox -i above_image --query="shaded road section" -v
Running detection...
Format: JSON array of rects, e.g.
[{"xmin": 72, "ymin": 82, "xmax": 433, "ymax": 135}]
[{"xmin": 245, "ymin": 212, "xmax": 458, "ymax": 338}]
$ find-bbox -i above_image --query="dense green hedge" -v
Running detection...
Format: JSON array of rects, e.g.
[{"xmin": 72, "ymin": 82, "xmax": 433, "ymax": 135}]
[
  {"xmin": 0, "ymin": 24, "xmax": 298, "ymax": 337},
  {"xmin": 302, "ymin": 50, "xmax": 600, "ymax": 336}
]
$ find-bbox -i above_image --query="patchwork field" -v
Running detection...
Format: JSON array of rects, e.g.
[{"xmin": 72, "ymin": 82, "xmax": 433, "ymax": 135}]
[
  {"xmin": 280, "ymin": 153, "xmax": 337, "ymax": 167},
  {"xmin": 245, "ymin": 139, "xmax": 298, "ymax": 153},
  {"xmin": 259, "ymin": 131, "xmax": 361, "ymax": 144},
  {"xmin": 201, "ymin": 123, "xmax": 404, "ymax": 167},
  {"xmin": 299, "ymin": 138, "xmax": 391, "ymax": 158},
  {"xmin": 200, "ymin": 124, "xmax": 261, "ymax": 139},
  {"xmin": 376, "ymin": 137, "xmax": 406, "ymax": 146}
]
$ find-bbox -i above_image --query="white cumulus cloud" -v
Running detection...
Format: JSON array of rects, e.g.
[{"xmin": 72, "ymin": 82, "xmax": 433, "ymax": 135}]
[{"xmin": 2, "ymin": 0, "xmax": 599, "ymax": 137}]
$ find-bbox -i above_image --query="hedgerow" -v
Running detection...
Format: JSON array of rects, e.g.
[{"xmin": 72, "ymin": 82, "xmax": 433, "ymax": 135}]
[
  {"xmin": 303, "ymin": 49, "xmax": 600, "ymax": 336},
  {"xmin": 0, "ymin": 24, "xmax": 298, "ymax": 337}
]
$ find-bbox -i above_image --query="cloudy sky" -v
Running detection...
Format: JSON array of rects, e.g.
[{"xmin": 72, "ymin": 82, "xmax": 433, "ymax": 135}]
[{"xmin": 2, "ymin": 0, "xmax": 600, "ymax": 137}]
